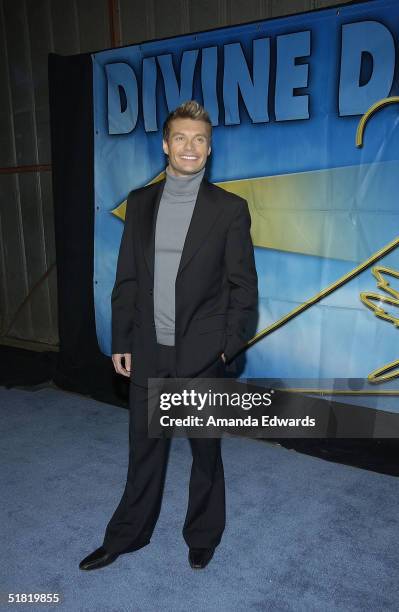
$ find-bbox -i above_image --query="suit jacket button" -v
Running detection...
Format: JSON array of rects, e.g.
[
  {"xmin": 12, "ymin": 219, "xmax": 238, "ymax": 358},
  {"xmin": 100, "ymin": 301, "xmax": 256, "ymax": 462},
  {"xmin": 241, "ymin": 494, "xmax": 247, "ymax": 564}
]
[{"xmin": 149, "ymin": 289, "xmax": 153, "ymax": 295}]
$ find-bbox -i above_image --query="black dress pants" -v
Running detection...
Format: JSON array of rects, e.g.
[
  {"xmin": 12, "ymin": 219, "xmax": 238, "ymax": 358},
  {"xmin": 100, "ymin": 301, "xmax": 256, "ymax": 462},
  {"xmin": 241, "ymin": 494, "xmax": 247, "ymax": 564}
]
[{"xmin": 102, "ymin": 343, "xmax": 226, "ymax": 553}]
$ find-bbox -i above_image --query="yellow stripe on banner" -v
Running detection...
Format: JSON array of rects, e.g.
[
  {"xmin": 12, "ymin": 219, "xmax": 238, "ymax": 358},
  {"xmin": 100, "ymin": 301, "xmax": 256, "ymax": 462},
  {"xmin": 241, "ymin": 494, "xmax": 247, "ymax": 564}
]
[
  {"xmin": 112, "ymin": 162, "xmax": 399, "ymax": 263},
  {"xmin": 112, "ymin": 171, "xmax": 166, "ymax": 221},
  {"xmin": 356, "ymin": 96, "xmax": 399, "ymax": 148}
]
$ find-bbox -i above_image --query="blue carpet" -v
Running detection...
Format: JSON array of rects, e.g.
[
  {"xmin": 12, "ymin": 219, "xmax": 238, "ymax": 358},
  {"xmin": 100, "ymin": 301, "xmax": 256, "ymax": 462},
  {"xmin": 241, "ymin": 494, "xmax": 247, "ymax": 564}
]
[{"xmin": 1, "ymin": 385, "xmax": 399, "ymax": 612}]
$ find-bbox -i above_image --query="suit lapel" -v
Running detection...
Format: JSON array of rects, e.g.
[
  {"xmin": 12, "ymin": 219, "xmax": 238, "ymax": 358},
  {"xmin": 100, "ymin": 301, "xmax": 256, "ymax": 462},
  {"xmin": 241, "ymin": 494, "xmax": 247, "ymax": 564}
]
[
  {"xmin": 140, "ymin": 176, "xmax": 223, "ymax": 281},
  {"xmin": 177, "ymin": 178, "xmax": 223, "ymax": 277},
  {"xmin": 140, "ymin": 179, "xmax": 165, "ymax": 280}
]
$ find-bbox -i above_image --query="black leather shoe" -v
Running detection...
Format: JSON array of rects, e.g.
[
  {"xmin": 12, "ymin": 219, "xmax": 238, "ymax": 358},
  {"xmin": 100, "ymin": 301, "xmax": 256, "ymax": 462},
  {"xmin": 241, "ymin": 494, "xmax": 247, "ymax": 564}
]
[
  {"xmin": 188, "ymin": 547, "xmax": 215, "ymax": 569},
  {"xmin": 79, "ymin": 546, "xmax": 119, "ymax": 571}
]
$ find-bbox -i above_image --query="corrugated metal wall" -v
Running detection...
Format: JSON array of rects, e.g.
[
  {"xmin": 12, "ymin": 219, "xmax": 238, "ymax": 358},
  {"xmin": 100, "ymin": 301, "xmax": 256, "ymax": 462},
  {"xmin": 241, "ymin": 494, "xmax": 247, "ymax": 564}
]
[{"xmin": 0, "ymin": 0, "xmax": 346, "ymax": 351}]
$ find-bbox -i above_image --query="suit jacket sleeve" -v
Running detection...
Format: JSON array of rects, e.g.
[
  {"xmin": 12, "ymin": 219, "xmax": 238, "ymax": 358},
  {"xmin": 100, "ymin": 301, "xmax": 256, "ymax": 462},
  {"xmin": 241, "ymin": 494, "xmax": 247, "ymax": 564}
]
[
  {"xmin": 111, "ymin": 195, "xmax": 137, "ymax": 354},
  {"xmin": 223, "ymin": 199, "xmax": 258, "ymax": 363}
]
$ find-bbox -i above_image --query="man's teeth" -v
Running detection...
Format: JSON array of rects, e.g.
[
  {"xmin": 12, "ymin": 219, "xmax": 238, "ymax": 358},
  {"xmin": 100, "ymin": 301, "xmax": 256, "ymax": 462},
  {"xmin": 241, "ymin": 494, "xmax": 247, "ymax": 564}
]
[{"xmin": 181, "ymin": 156, "xmax": 197, "ymax": 159}]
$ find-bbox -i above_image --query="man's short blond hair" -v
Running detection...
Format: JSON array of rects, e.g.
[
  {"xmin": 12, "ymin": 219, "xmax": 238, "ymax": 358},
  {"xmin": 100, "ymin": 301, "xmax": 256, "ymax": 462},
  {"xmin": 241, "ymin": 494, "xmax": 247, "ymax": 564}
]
[{"xmin": 162, "ymin": 100, "xmax": 212, "ymax": 141}]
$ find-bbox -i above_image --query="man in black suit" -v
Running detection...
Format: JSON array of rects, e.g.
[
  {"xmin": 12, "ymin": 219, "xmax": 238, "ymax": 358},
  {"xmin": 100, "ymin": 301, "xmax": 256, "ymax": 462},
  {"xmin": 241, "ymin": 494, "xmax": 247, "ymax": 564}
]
[{"xmin": 79, "ymin": 100, "xmax": 258, "ymax": 571}]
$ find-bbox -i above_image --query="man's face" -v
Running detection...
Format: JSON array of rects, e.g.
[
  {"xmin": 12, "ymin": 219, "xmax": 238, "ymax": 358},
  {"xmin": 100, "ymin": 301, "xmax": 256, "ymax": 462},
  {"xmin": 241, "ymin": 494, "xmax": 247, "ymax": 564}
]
[{"xmin": 163, "ymin": 117, "xmax": 211, "ymax": 177}]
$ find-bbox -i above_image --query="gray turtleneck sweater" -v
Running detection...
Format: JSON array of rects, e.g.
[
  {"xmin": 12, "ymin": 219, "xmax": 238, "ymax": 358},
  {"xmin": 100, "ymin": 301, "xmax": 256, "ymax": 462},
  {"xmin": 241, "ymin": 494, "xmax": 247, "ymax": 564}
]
[{"xmin": 154, "ymin": 165, "xmax": 206, "ymax": 345}]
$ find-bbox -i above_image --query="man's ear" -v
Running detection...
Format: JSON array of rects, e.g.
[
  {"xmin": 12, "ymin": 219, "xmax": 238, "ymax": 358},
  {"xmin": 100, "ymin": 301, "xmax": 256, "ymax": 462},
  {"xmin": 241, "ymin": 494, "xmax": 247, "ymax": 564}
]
[
  {"xmin": 162, "ymin": 139, "xmax": 169, "ymax": 156},
  {"xmin": 207, "ymin": 145, "xmax": 211, "ymax": 156}
]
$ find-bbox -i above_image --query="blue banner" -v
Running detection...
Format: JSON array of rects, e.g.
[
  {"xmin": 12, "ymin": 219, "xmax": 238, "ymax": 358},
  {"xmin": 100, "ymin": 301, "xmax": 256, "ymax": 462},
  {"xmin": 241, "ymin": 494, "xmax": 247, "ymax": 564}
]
[{"xmin": 92, "ymin": 0, "xmax": 399, "ymax": 412}]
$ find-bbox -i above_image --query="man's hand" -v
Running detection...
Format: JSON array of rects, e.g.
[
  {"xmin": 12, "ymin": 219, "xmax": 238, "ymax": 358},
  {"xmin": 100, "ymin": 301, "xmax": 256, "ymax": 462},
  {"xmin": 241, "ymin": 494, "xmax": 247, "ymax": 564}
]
[{"xmin": 112, "ymin": 353, "xmax": 132, "ymax": 377}]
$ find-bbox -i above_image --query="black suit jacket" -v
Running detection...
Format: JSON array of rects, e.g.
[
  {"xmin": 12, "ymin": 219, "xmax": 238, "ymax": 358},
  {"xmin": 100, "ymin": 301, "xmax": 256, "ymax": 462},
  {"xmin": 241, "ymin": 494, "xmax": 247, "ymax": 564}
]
[{"xmin": 111, "ymin": 176, "xmax": 258, "ymax": 385}]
